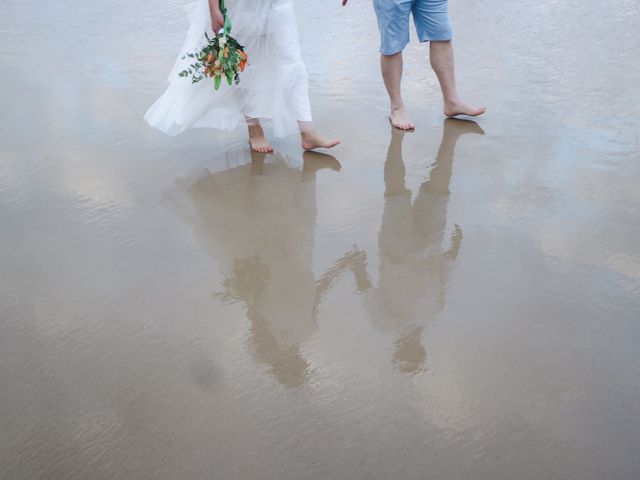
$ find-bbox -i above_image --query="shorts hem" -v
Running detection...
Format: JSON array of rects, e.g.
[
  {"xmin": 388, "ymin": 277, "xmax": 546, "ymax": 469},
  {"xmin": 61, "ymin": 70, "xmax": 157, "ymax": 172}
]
[
  {"xmin": 418, "ymin": 32, "xmax": 453, "ymax": 43},
  {"xmin": 380, "ymin": 42, "xmax": 409, "ymax": 56}
]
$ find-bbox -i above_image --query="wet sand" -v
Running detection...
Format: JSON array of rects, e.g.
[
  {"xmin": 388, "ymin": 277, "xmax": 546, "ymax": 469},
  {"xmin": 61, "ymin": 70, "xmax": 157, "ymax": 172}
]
[{"xmin": 1, "ymin": 1, "xmax": 640, "ymax": 479}]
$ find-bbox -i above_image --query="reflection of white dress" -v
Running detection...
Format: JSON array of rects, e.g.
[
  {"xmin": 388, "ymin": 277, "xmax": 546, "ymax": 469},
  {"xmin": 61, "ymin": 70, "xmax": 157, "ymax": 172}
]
[
  {"xmin": 145, "ymin": 0, "xmax": 312, "ymax": 137},
  {"xmin": 165, "ymin": 148, "xmax": 318, "ymax": 386}
]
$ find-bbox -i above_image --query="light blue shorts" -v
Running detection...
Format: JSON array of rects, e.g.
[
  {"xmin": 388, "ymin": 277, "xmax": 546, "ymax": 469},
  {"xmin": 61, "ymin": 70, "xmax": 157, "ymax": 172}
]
[{"xmin": 374, "ymin": 0, "xmax": 453, "ymax": 55}]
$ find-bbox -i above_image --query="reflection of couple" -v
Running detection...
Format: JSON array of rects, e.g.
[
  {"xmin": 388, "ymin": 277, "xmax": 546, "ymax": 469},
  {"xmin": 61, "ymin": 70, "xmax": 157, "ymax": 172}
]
[
  {"xmin": 365, "ymin": 118, "xmax": 483, "ymax": 374},
  {"xmin": 146, "ymin": 0, "xmax": 484, "ymax": 151},
  {"xmin": 169, "ymin": 118, "xmax": 482, "ymax": 386}
]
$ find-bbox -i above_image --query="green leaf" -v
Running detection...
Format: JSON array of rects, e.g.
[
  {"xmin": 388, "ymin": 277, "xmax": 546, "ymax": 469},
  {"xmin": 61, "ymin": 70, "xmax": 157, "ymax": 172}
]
[
  {"xmin": 214, "ymin": 75, "xmax": 222, "ymax": 90},
  {"xmin": 224, "ymin": 15, "xmax": 232, "ymax": 35}
]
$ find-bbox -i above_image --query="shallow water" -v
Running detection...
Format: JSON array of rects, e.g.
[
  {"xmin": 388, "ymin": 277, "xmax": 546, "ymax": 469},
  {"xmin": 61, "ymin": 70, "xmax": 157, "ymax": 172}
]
[{"xmin": 1, "ymin": 1, "xmax": 640, "ymax": 479}]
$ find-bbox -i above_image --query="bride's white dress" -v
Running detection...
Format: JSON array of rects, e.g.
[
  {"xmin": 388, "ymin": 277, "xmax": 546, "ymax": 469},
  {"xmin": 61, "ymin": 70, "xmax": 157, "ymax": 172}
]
[{"xmin": 145, "ymin": 0, "xmax": 312, "ymax": 137}]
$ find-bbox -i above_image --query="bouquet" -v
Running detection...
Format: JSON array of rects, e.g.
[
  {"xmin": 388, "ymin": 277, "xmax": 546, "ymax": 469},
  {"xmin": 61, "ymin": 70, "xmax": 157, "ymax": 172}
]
[{"xmin": 178, "ymin": 0, "xmax": 248, "ymax": 90}]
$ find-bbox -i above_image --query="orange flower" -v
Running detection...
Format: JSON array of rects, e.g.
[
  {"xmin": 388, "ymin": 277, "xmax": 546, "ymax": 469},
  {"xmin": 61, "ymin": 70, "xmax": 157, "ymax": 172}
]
[
  {"xmin": 223, "ymin": 47, "xmax": 229, "ymax": 58},
  {"xmin": 238, "ymin": 50, "xmax": 248, "ymax": 71},
  {"xmin": 207, "ymin": 52, "xmax": 214, "ymax": 63}
]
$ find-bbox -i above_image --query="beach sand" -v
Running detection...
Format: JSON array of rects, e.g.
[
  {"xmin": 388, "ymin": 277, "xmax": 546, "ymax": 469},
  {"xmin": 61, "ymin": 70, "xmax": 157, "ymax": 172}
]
[{"xmin": 1, "ymin": 0, "xmax": 639, "ymax": 479}]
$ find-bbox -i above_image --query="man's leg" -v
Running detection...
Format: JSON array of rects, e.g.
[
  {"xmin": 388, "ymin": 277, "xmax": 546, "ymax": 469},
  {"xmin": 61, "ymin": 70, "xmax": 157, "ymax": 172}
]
[
  {"xmin": 374, "ymin": 0, "xmax": 414, "ymax": 130},
  {"xmin": 381, "ymin": 52, "xmax": 415, "ymax": 130},
  {"xmin": 429, "ymin": 40, "xmax": 485, "ymax": 117},
  {"xmin": 413, "ymin": 0, "xmax": 485, "ymax": 117}
]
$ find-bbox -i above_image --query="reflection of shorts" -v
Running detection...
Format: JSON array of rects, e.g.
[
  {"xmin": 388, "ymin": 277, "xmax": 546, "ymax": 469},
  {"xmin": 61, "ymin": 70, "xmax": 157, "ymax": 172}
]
[{"xmin": 373, "ymin": 0, "xmax": 453, "ymax": 55}]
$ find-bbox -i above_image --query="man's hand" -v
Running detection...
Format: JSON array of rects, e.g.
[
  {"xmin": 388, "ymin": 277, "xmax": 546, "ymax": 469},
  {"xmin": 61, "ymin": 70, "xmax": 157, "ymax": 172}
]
[
  {"xmin": 342, "ymin": 0, "xmax": 348, "ymax": 5},
  {"xmin": 211, "ymin": 9, "xmax": 224, "ymax": 33}
]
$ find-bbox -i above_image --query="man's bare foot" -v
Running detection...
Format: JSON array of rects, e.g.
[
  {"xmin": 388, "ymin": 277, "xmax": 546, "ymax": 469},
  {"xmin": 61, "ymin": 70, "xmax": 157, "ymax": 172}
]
[
  {"xmin": 301, "ymin": 130, "xmax": 340, "ymax": 150},
  {"xmin": 248, "ymin": 123, "xmax": 273, "ymax": 153},
  {"xmin": 444, "ymin": 101, "xmax": 486, "ymax": 118},
  {"xmin": 390, "ymin": 106, "xmax": 415, "ymax": 130}
]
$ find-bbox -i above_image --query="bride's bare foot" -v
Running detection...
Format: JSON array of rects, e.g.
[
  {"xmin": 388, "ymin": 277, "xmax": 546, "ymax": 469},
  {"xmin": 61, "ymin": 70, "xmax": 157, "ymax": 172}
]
[
  {"xmin": 248, "ymin": 123, "xmax": 273, "ymax": 153},
  {"xmin": 301, "ymin": 130, "xmax": 340, "ymax": 150},
  {"xmin": 444, "ymin": 101, "xmax": 486, "ymax": 118},
  {"xmin": 390, "ymin": 106, "xmax": 415, "ymax": 131}
]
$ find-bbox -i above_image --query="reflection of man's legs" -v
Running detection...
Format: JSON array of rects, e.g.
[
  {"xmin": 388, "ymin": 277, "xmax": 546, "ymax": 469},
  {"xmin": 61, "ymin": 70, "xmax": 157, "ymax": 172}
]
[
  {"xmin": 384, "ymin": 128, "xmax": 412, "ymax": 197},
  {"xmin": 414, "ymin": 118, "xmax": 483, "ymax": 248},
  {"xmin": 379, "ymin": 128, "xmax": 427, "ymax": 374},
  {"xmin": 380, "ymin": 129, "xmax": 417, "ymax": 281},
  {"xmin": 421, "ymin": 118, "xmax": 484, "ymax": 195},
  {"xmin": 381, "ymin": 127, "xmax": 413, "ymax": 261}
]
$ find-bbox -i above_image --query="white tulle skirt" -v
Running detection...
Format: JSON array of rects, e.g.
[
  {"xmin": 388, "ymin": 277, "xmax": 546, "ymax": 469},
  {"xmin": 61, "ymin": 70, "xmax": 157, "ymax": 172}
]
[{"xmin": 145, "ymin": 0, "xmax": 313, "ymax": 137}]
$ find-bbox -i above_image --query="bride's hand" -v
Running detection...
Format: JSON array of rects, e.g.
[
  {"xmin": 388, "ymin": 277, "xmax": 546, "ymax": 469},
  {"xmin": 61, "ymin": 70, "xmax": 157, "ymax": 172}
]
[{"xmin": 211, "ymin": 9, "xmax": 225, "ymax": 33}]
